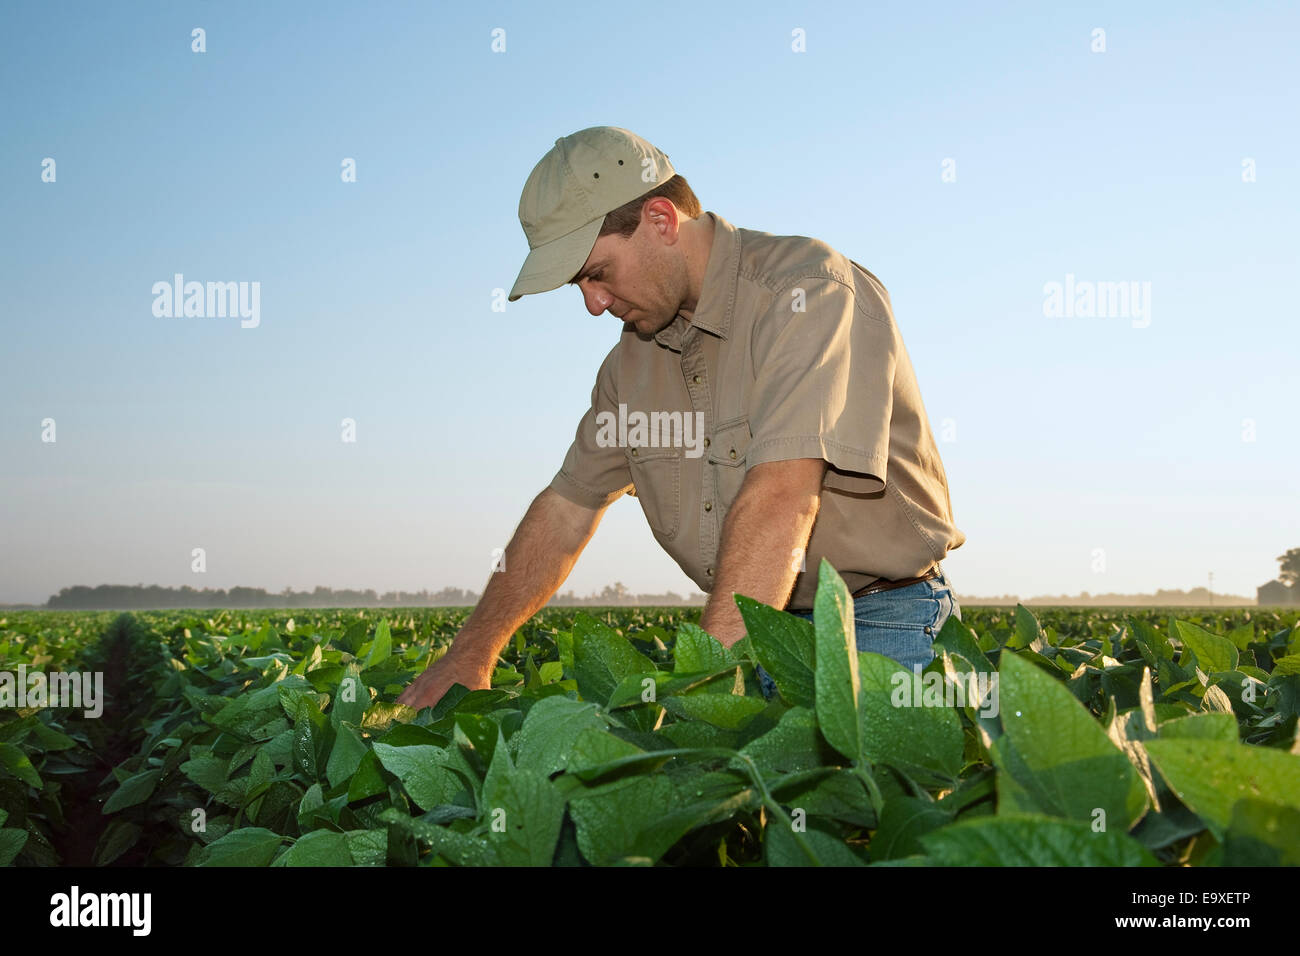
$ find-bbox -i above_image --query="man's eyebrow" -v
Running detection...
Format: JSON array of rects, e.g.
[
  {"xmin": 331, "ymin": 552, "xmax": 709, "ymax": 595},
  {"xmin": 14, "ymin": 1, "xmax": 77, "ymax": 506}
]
[{"xmin": 568, "ymin": 259, "xmax": 606, "ymax": 285}]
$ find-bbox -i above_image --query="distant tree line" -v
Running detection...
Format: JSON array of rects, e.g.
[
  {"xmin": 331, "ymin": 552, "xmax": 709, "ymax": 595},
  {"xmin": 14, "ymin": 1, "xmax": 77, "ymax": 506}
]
[
  {"xmin": 979, "ymin": 587, "xmax": 1255, "ymax": 607},
  {"xmin": 42, "ymin": 582, "xmax": 708, "ymax": 610},
  {"xmin": 28, "ymin": 548, "xmax": 1300, "ymax": 609}
]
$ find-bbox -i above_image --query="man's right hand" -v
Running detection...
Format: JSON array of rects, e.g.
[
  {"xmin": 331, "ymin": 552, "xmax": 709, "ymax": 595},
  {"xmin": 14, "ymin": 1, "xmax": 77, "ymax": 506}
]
[{"xmin": 396, "ymin": 646, "xmax": 495, "ymax": 712}]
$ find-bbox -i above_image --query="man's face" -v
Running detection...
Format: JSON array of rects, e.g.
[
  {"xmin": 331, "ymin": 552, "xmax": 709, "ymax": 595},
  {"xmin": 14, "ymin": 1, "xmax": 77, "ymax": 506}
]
[{"xmin": 568, "ymin": 213, "xmax": 685, "ymax": 338}]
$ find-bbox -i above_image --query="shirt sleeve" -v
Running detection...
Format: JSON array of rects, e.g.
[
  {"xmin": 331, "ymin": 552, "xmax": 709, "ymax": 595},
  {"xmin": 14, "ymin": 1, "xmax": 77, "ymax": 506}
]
[
  {"xmin": 549, "ymin": 342, "xmax": 635, "ymax": 509},
  {"xmin": 746, "ymin": 275, "xmax": 896, "ymax": 495}
]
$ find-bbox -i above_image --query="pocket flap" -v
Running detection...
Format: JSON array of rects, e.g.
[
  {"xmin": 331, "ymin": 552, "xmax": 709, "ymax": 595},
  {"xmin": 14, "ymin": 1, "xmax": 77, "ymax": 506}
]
[{"xmin": 707, "ymin": 417, "xmax": 751, "ymax": 467}]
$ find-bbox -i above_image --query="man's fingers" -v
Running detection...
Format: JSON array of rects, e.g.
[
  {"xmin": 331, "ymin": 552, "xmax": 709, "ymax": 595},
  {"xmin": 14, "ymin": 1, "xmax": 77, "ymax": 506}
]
[{"xmin": 397, "ymin": 672, "xmax": 446, "ymax": 711}]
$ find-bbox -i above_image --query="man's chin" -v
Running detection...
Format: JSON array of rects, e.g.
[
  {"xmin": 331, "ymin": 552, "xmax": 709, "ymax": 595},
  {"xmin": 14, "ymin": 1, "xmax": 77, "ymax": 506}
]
[{"xmin": 627, "ymin": 313, "xmax": 673, "ymax": 339}]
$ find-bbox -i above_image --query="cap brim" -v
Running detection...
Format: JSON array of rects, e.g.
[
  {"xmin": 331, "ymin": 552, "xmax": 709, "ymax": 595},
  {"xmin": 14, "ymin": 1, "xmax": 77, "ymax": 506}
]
[{"xmin": 508, "ymin": 218, "xmax": 603, "ymax": 302}]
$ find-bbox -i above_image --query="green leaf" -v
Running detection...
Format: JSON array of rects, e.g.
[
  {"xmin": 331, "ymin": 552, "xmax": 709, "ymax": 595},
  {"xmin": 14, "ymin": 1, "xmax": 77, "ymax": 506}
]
[
  {"xmin": 363, "ymin": 619, "xmax": 392, "ymax": 670},
  {"xmin": 857, "ymin": 653, "xmax": 964, "ymax": 784},
  {"xmin": 326, "ymin": 722, "xmax": 368, "ymax": 790},
  {"xmin": 249, "ymin": 780, "xmax": 302, "ymax": 831},
  {"xmin": 513, "ymin": 696, "xmax": 607, "ymax": 777},
  {"xmin": 482, "ymin": 766, "xmax": 566, "ymax": 866},
  {"xmin": 272, "ymin": 830, "xmax": 355, "ymax": 866},
  {"xmin": 607, "ymin": 667, "xmax": 741, "ymax": 708},
  {"xmin": 1008, "ymin": 605, "xmax": 1043, "ymax": 650},
  {"xmin": 812, "ymin": 558, "xmax": 863, "ymax": 762},
  {"xmin": 0, "ymin": 742, "xmax": 42, "ymax": 789},
  {"xmin": 274, "ymin": 676, "xmax": 319, "ymax": 722},
  {"xmin": 293, "ymin": 696, "xmax": 333, "ymax": 782},
  {"xmin": 1225, "ymin": 622, "xmax": 1256, "ymax": 652},
  {"xmin": 871, "ymin": 795, "xmax": 953, "ymax": 860},
  {"xmin": 378, "ymin": 808, "xmax": 498, "ymax": 866},
  {"xmin": 331, "ymin": 663, "xmax": 368, "ymax": 729},
  {"xmin": 565, "ymin": 727, "xmax": 647, "ymax": 778},
  {"xmin": 771, "ymin": 769, "xmax": 876, "ymax": 828},
  {"xmin": 735, "ymin": 596, "xmax": 816, "ymax": 707},
  {"xmin": 538, "ymin": 661, "xmax": 564, "ymax": 684},
  {"xmin": 931, "ymin": 614, "xmax": 994, "ymax": 674},
  {"xmin": 371, "ymin": 743, "xmax": 458, "ymax": 812},
  {"xmin": 673, "ymin": 622, "xmax": 734, "ymax": 673},
  {"xmin": 345, "ymin": 829, "xmax": 388, "ymax": 866},
  {"xmin": 571, "ymin": 613, "xmax": 658, "ymax": 732},
  {"xmin": 29, "ymin": 723, "xmax": 76, "ymax": 752},
  {"xmin": 361, "ymin": 701, "xmax": 416, "ymax": 734},
  {"xmin": 994, "ymin": 651, "xmax": 1148, "ymax": 828},
  {"xmin": 180, "ymin": 755, "xmax": 229, "ymax": 795},
  {"xmin": 658, "ymin": 719, "xmax": 741, "ymax": 751},
  {"xmin": 1223, "ymin": 798, "xmax": 1300, "ymax": 865},
  {"xmin": 347, "ymin": 749, "xmax": 389, "ymax": 803},
  {"xmin": 736, "ymin": 705, "xmax": 838, "ymax": 775},
  {"xmin": 660, "ymin": 693, "xmax": 766, "ymax": 731},
  {"xmin": 1174, "ymin": 620, "xmax": 1238, "ymax": 675},
  {"xmin": 569, "ymin": 774, "xmax": 677, "ymax": 865},
  {"xmin": 0, "ymin": 828, "xmax": 29, "ymax": 866},
  {"xmin": 194, "ymin": 827, "xmax": 285, "ymax": 866},
  {"xmin": 556, "ymin": 630, "xmax": 574, "ymax": 675},
  {"xmin": 454, "ymin": 713, "xmax": 500, "ymax": 770},
  {"xmin": 292, "ymin": 641, "xmax": 323, "ymax": 676},
  {"xmin": 1142, "ymin": 738, "xmax": 1300, "ymax": 841},
  {"xmin": 102, "ymin": 769, "xmax": 163, "ymax": 814},
  {"xmin": 1157, "ymin": 713, "xmax": 1237, "ymax": 742},
  {"xmin": 628, "ymin": 784, "xmax": 759, "ymax": 861},
  {"xmin": 376, "ymin": 724, "xmax": 446, "ymax": 748},
  {"xmin": 765, "ymin": 818, "xmax": 866, "ymax": 866},
  {"xmin": 245, "ymin": 747, "xmax": 275, "ymax": 798},
  {"xmin": 919, "ymin": 814, "xmax": 1159, "ymax": 865}
]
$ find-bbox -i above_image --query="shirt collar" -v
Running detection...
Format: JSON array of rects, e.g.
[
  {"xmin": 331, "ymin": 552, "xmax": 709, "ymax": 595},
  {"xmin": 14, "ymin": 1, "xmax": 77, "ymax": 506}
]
[{"xmin": 654, "ymin": 210, "xmax": 738, "ymax": 350}]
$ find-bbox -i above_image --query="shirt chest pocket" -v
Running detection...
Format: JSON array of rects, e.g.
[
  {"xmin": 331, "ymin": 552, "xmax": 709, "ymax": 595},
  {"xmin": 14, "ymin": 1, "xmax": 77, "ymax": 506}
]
[
  {"xmin": 707, "ymin": 416, "xmax": 751, "ymax": 510},
  {"xmin": 625, "ymin": 446, "xmax": 681, "ymax": 540}
]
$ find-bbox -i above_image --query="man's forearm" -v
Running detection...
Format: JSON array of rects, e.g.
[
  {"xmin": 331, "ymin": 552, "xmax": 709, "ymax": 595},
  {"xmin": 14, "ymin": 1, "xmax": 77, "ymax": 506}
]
[
  {"xmin": 699, "ymin": 462, "xmax": 824, "ymax": 647},
  {"xmin": 449, "ymin": 488, "xmax": 601, "ymax": 665}
]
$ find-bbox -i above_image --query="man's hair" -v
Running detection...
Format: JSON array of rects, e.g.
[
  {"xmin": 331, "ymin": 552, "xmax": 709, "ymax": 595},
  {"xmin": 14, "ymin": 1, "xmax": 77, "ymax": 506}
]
[{"xmin": 597, "ymin": 174, "xmax": 702, "ymax": 239}]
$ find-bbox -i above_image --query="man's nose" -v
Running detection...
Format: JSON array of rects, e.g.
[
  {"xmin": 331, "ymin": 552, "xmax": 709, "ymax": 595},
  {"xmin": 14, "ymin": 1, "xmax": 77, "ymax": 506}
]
[{"xmin": 581, "ymin": 283, "xmax": 612, "ymax": 317}]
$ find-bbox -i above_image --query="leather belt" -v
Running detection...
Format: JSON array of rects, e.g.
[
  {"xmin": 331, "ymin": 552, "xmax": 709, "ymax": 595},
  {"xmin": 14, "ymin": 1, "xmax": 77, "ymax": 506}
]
[
  {"xmin": 786, "ymin": 565, "xmax": 941, "ymax": 613},
  {"xmin": 851, "ymin": 565, "xmax": 941, "ymax": 598}
]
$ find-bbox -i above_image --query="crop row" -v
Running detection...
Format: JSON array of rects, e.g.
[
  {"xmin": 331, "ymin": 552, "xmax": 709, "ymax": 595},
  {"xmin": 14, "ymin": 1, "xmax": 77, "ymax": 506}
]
[{"xmin": 1, "ymin": 564, "xmax": 1297, "ymax": 865}]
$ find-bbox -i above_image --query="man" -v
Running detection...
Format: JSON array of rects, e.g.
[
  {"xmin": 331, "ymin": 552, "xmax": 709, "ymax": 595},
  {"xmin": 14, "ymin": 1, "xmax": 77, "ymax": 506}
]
[{"xmin": 398, "ymin": 126, "xmax": 965, "ymax": 711}]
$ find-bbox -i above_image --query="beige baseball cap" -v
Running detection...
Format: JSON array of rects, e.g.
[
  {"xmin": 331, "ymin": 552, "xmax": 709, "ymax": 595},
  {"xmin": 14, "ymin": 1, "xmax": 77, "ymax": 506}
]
[{"xmin": 508, "ymin": 126, "xmax": 676, "ymax": 302}]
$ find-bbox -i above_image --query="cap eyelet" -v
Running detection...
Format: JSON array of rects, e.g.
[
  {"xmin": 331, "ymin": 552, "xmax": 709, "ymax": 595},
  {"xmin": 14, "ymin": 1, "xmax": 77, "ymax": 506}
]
[
  {"xmin": 592, "ymin": 172, "xmax": 599, "ymax": 178},
  {"xmin": 617, "ymin": 159, "xmax": 624, "ymax": 165}
]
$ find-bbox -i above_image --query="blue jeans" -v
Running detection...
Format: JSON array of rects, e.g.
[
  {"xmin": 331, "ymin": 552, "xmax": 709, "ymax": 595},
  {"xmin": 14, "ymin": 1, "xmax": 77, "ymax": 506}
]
[{"xmin": 755, "ymin": 568, "xmax": 961, "ymax": 700}]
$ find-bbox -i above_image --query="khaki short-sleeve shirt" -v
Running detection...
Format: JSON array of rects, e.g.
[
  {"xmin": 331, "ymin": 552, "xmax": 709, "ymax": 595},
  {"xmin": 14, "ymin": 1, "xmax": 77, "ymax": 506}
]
[{"xmin": 548, "ymin": 210, "xmax": 965, "ymax": 611}]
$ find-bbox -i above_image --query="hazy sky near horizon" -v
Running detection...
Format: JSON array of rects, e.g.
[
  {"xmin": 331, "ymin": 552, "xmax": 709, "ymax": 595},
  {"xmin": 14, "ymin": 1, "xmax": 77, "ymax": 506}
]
[{"xmin": 2, "ymin": 2, "xmax": 1297, "ymax": 606}]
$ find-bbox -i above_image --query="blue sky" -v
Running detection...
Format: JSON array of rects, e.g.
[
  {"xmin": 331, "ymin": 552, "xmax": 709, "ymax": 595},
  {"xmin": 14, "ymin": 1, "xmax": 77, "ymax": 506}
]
[{"xmin": 2, "ymin": 1, "xmax": 1297, "ymax": 605}]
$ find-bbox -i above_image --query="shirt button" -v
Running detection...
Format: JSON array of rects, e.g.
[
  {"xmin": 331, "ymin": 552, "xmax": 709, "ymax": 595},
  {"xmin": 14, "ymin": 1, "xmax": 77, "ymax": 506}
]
[
  {"xmin": 704, "ymin": 502, "xmax": 712, "ymax": 512},
  {"xmin": 705, "ymin": 567, "xmax": 713, "ymax": 576},
  {"xmin": 692, "ymin": 374, "xmax": 701, "ymax": 384},
  {"xmin": 703, "ymin": 437, "xmax": 711, "ymax": 448},
  {"xmin": 924, "ymin": 625, "xmax": 933, "ymax": 634},
  {"xmin": 729, "ymin": 449, "xmax": 737, "ymax": 459},
  {"xmin": 631, "ymin": 448, "xmax": 638, "ymax": 457}
]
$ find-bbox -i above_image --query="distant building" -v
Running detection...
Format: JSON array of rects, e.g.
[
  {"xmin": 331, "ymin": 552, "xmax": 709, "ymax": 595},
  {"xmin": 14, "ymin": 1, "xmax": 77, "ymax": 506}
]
[{"xmin": 1257, "ymin": 580, "xmax": 1299, "ymax": 606}]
